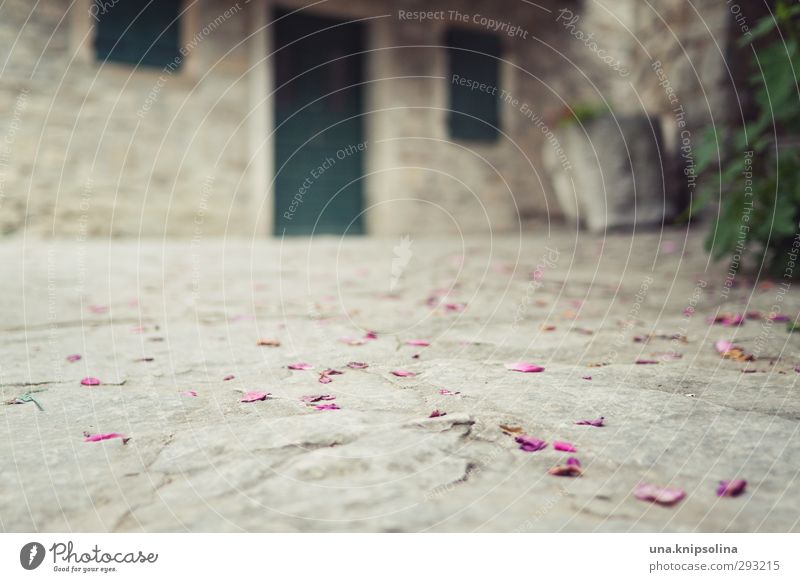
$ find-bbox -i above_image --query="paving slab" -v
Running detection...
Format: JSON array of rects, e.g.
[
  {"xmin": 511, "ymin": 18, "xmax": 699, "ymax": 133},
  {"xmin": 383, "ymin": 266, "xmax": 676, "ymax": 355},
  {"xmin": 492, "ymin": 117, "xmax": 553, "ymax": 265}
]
[{"xmin": 1, "ymin": 232, "xmax": 798, "ymax": 532}]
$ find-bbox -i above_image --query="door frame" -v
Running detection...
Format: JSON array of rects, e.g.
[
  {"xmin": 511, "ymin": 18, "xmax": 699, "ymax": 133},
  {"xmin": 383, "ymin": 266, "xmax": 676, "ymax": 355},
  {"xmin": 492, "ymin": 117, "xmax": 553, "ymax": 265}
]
[
  {"xmin": 267, "ymin": 1, "xmax": 369, "ymax": 236},
  {"xmin": 253, "ymin": 1, "xmax": 381, "ymax": 236}
]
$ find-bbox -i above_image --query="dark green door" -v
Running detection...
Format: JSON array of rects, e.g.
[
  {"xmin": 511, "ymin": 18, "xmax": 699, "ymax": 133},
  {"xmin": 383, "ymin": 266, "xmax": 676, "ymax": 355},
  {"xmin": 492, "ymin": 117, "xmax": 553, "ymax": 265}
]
[{"xmin": 273, "ymin": 9, "xmax": 365, "ymax": 235}]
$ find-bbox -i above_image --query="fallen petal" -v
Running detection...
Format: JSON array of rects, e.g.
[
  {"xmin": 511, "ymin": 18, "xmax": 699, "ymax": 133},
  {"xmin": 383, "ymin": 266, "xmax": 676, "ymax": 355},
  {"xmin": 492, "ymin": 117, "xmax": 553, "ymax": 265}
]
[
  {"xmin": 575, "ymin": 416, "xmax": 605, "ymax": 427},
  {"xmin": 223, "ymin": 374, "xmax": 235, "ymax": 381},
  {"xmin": 66, "ymin": 354, "xmax": 82, "ymax": 362},
  {"xmin": 549, "ymin": 461, "xmax": 583, "ymax": 477},
  {"xmin": 715, "ymin": 339, "xmax": 755, "ymax": 362},
  {"xmin": 391, "ymin": 370, "xmax": 417, "ymax": 377},
  {"xmin": 635, "ymin": 359, "xmax": 659, "ymax": 365},
  {"xmin": 288, "ymin": 362, "xmax": 312, "ymax": 370},
  {"xmin": 80, "ymin": 377, "xmax": 101, "ymax": 386},
  {"xmin": 256, "ymin": 338, "xmax": 281, "ymax": 347},
  {"xmin": 634, "ymin": 483, "xmax": 686, "ymax": 506},
  {"xmin": 314, "ymin": 403, "xmax": 340, "ymax": 410},
  {"xmin": 438, "ymin": 389, "xmax": 460, "ymax": 395},
  {"xmin": 505, "ymin": 362, "xmax": 545, "ymax": 373},
  {"xmin": 318, "ymin": 375, "xmax": 333, "ymax": 384},
  {"xmin": 724, "ymin": 314, "xmax": 744, "ymax": 327},
  {"xmin": 346, "ymin": 362, "xmax": 368, "ymax": 369},
  {"xmin": 84, "ymin": 432, "xmax": 129, "ymax": 444},
  {"xmin": 301, "ymin": 394, "xmax": 335, "ymax": 403},
  {"xmin": 406, "ymin": 339, "xmax": 431, "ymax": 346},
  {"xmin": 554, "ymin": 441, "xmax": 577, "ymax": 452},
  {"xmin": 240, "ymin": 391, "xmax": 270, "ymax": 403},
  {"xmin": 515, "ymin": 435, "xmax": 547, "ymax": 452},
  {"xmin": 180, "ymin": 390, "xmax": 198, "ymax": 397},
  {"xmin": 499, "ymin": 424, "xmax": 523, "ymax": 434},
  {"xmin": 715, "ymin": 339, "xmax": 734, "ymax": 354},
  {"xmin": 716, "ymin": 479, "xmax": 747, "ymax": 497},
  {"xmin": 322, "ymin": 369, "xmax": 343, "ymax": 375},
  {"xmin": 429, "ymin": 410, "xmax": 446, "ymax": 418}
]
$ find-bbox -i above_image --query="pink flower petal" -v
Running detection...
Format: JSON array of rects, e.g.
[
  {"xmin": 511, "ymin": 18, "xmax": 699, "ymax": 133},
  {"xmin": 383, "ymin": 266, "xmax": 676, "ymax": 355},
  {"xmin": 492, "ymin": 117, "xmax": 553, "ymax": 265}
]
[
  {"xmin": 634, "ymin": 483, "xmax": 686, "ymax": 506},
  {"xmin": 301, "ymin": 394, "xmax": 335, "ymax": 403},
  {"xmin": 84, "ymin": 433, "xmax": 129, "ymax": 443},
  {"xmin": 715, "ymin": 339, "xmax": 734, "ymax": 354},
  {"xmin": 635, "ymin": 359, "xmax": 659, "ymax": 365},
  {"xmin": 66, "ymin": 354, "xmax": 82, "ymax": 362},
  {"xmin": 715, "ymin": 340, "xmax": 733, "ymax": 352},
  {"xmin": 322, "ymin": 369, "xmax": 343, "ymax": 376},
  {"xmin": 318, "ymin": 375, "xmax": 333, "ymax": 384},
  {"xmin": 80, "ymin": 377, "xmax": 101, "ymax": 386},
  {"xmin": 314, "ymin": 403, "xmax": 340, "ymax": 411},
  {"xmin": 429, "ymin": 410, "xmax": 446, "ymax": 418},
  {"xmin": 582, "ymin": 376, "xmax": 592, "ymax": 380},
  {"xmin": 180, "ymin": 390, "xmax": 198, "ymax": 397},
  {"xmin": 549, "ymin": 457, "xmax": 583, "ymax": 477},
  {"xmin": 708, "ymin": 314, "xmax": 745, "ymax": 327},
  {"xmin": 223, "ymin": 374, "xmax": 235, "ymax": 381},
  {"xmin": 364, "ymin": 331, "xmax": 378, "ymax": 340},
  {"xmin": 288, "ymin": 362, "xmax": 312, "ymax": 370},
  {"xmin": 554, "ymin": 441, "xmax": 577, "ymax": 452},
  {"xmin": 346, "ymin": 362, "xmax": 368, "ymax": 369},
  {"xmin": 406, "ymin": 339, "xmax": 431, "ymax": 347},
  {"xmin": 505, "ymin": 362, "xmax": 545, "ymax": 373},
  {"xmin": 515, "ymin": 435, "xmax": 547, "ymax": 452},
  {"xmin": 575, "ymin": 416, "xmax": 605, "ymax": 427},
  {"xmin": 438, "ymin": 389, "xmax": 460, "ymax": 395},
  {"xmin": 240, "ymin": 391, "xmax": 270, "ymax": 403},
  {"xmin": 716, "ymin": 479, "xmax": 747, "ymax": 497},
  {"xmin": 724, "ymin": 314, "xmax": 744, "ymax": 326},
  {"xmin": 391, "ymin": 370, "xmax": 417, "ymax": 377},
  {"xmin": 443, "ymin": 302, "xmax": 466, "ymax": 312},
  {"xmin": 768, "ymin": 313, "xmax": 789, "ymax": 322}
]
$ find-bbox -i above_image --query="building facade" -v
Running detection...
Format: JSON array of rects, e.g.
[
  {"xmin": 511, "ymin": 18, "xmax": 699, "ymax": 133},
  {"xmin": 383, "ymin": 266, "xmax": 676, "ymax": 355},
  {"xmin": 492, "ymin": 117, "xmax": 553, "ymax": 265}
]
[{"xmin": 0, "ymin": 0, "xmax": 742, "ymax": 237}]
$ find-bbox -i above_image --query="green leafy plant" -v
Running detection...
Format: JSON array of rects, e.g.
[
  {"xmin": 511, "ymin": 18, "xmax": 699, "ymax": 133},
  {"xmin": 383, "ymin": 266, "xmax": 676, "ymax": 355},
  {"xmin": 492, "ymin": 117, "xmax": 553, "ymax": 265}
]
[
  {"xmin": 555, "ymin": 102, "xmax": 608, "ymax": 127},
  {"xmin": 692, "ymin": 1, "xmax": 800, "ymax": 276}
]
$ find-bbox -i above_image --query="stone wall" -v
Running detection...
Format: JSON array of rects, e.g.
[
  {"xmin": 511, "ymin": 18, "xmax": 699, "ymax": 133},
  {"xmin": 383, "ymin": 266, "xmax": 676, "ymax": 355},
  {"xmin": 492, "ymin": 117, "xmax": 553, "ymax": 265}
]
[
  {"xmin": 0, "ymin": 0, "xmax": 254, "ymax": 237},
  {"xmin": 0, "ymin": 0, "xmax": 738, "ymax": 237}
]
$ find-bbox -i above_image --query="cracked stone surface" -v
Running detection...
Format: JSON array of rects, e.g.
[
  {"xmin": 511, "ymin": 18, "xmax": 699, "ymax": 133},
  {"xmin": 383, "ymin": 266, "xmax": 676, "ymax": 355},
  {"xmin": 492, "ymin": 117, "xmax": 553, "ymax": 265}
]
[{"xmin": 1, "ymin": 232, "xmax": 799, "ymax": 532}]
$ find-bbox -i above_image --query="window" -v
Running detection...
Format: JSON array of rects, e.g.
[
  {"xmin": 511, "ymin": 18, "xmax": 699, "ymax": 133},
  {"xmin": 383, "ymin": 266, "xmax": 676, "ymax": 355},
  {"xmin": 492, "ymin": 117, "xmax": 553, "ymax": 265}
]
[
  {"xmin": 94, "ymin": 0, "xmax": 182, "ymax": 69},
  {"xmin": 446, "ymin": 28, "xmax": 502, "ymax": 141}
]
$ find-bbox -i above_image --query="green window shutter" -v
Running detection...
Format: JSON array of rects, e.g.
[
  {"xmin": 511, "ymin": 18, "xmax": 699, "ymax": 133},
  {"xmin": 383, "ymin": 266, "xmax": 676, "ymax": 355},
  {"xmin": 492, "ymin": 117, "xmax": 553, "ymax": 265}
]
[
  {"xmin": 94, "ymin": 0, "xmax": 182, "ymax": 69},
  {"xmin": 447, "ymin": 29, "xmax": 502, "ymax": 141}
]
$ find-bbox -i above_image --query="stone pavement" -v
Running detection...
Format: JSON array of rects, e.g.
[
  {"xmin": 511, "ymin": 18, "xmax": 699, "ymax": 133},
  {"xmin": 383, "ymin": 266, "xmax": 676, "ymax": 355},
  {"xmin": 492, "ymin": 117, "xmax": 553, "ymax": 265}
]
[{"xmin": 1, "ymin": 231, "xmax": 799, "ymax": 532}]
